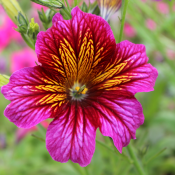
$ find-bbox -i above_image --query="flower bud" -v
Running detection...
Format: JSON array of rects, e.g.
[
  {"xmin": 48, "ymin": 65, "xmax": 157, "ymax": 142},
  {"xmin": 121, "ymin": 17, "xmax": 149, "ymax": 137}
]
[
  {"xmin": 97, "ymin": 0, "xmax": 122, "ymax": 21},
  {"xmin": 81, "ymin": 2, "xmax": 88, "ymax": 13},
  {"xmin": 17, "ymin": 12, "xmax": 29, "ymax": 33},
  {"xmin": 38, "ymin": 10, "xmax": 46, "ymax": 23},
  {"xmin": 0, "ymin": 0, "xmax": 25, "ymax": 24},
  {"xmin": 139, "ymin": 145, "xmax": 149, "ymax": 158},
  {"xmin": 27, "ymin": 18, "xmax": 40, "ymax": 41},
  {"xmin": 88, "ymin": 1, "xmax": 100, "ymax": 15},
  {"xmin": 31, "ymin": 0, "xmax": 63, "ymax": 9},
  {"xmin": 38, "ymin": 9, "xmax": 55, "ymax": 24}
]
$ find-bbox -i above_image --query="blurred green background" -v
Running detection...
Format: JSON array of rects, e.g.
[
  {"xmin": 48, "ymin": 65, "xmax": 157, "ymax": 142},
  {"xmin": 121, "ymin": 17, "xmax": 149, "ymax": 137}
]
[{"xmin": 0, "ymin": 0, "xmax": 175, "ymax": 175}]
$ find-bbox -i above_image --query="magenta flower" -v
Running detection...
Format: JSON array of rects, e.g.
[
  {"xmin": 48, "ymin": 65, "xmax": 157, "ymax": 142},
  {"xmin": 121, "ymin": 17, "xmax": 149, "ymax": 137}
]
[
  {"xmin": 10, "ymin": 48, "xmax": 37, "ymax": 73},
  {"xmin": 1, "ymin": 7, "xmax": 158, "ymax": 166}
]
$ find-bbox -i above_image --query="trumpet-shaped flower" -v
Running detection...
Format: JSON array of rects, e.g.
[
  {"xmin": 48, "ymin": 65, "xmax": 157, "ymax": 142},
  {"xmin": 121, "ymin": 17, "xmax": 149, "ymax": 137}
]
[
  {"xmin": 1, "ymin": 7, "xmax": 158, "ymax": 166},
  {"xmin": 97, "ymin": 0, "xmax": 121, "ymax": 21}
]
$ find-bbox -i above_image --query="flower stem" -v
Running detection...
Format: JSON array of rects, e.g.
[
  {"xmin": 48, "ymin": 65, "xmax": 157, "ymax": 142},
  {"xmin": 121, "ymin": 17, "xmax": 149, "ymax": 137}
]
[
  {"xmin": 64, "ymin": 0, "xmax": 71, "ymax": 12},
  {"xmin": 74, "ymin": 0, "xmax": 78, "ymax": 6},
  {"xmin": 62, "ymin": 5, "xmax": 72, "ymax": 19},
  {"xmin": 69, "ymin": 161, "xmax": 89, "ymax": 175},
  {"xmin": 31, "ymin": 134, "xmax": 45, "ymax": 142},
  {"xmin": 37, "ymin": 123, "xmax": 46, "ymax": 137},
  {"xmin": 118, "ymin": 0, "xmax": 129, "ymax": 43},
  {"xmin": 144, "ymin": 148, "xmax": 166, "ymax": 165},
  {"xmin": 21, "ymin": 33, "xmax": 35, "ymax": 50},
  {"xmin": 127, "ymin": 143, "xmax": 146, "ymax": 175},
  {"xmin": 96, "ymin": 139, "xmax": 133, "ymax": 163}
]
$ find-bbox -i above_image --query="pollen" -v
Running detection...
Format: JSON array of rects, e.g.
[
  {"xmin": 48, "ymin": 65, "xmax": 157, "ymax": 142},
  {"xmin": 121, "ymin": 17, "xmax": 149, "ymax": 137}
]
[
  {"xmin": 75, "ymin": 86, "xmax": 80, "ymax": 92},
  {"xmin": 70, "ymin": 83, "xmax": 88, "ymax": 100},
  {"xmin": 81, "ymin": 88, "xmax": 88, "ymax": 94}
]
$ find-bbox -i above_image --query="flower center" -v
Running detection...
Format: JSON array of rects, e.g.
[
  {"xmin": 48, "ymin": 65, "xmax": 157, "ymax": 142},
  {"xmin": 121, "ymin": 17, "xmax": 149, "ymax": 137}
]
[{"xmin": 70, "ymin": 83, "xmax": 88, "ymax": 100}]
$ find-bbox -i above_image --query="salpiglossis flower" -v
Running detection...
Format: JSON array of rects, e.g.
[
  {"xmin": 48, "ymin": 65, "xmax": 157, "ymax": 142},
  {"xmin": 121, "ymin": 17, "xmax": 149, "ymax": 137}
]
[{"xmin": 1, "ymin": 7, "xmax": 158, "ymax": 167}]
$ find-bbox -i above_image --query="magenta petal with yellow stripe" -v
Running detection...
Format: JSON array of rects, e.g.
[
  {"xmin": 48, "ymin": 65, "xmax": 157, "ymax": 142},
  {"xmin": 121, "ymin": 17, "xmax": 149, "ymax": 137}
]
[
  {"xmin": 1, "ymin": 7, "xmax": 158, "ymax": 166},
  {"xmin": 1, "ymin": 66, "xmax": 66, "ymax": 128}
]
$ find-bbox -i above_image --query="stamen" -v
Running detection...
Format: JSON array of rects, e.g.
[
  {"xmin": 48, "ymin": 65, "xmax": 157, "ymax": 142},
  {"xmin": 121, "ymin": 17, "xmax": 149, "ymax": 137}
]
[{"xmin": 70, "ymin": 83, "xmax": 88, "ymax": 100}]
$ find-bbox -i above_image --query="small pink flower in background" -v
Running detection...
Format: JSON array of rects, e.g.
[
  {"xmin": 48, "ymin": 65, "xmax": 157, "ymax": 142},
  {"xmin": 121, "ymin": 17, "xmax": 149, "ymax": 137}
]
[
  {"xmin": 31, "ymin": 2, "xmax": 48, "ymax": 11},
  {"xmin": 0, "ymin": 57, "xmax": 7, "ymax": 73},
  {"xmin": 145, "ymin": 19, "xmax": 157, "ymax": 31},
  {"xmin": 84, "ymin": 0, "xmax": 96, "ymax": 4},
  {"xmin": 0, "ymin": 134, "xmax": 6, "ymax": 149},
  {"xmin": 166, "ymin": 49, "xmax": 175, "ymax": 60},
  {"xmin": 156, "ymin": 2, "xmax": 169, "ymax": 14},
  {"xmin": 16, "ymin": 121, "xmax": 49, "ymax": 143},
  {"xmin": 124, "ymin": 23, "xmax": 136, "ymax": 38},
  {"xmin": 0, "ymin": 6, "xmax": 22, "ymax": 51},
  {"xmin": 11, "ymin": 48, "xmax": 37, "ymax": 73},
  {"xmin": 173, "ymin": 4, "xmax": 175, "ymax": 12},
  {"xmin": 154, "ymin": 51, "xmax": 163, "ymax": 62}
]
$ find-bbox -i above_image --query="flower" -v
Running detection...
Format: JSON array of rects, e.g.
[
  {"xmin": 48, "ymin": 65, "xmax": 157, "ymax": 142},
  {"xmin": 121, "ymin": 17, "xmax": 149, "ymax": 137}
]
[
  {"xmin": 145, "ymin": 18, "xmax": 157, "ymax": 31},
  {"xmin": 10, "ymin": 48, "xmax": 37, "ymax": 73},
  {"xmin": 97, "ymin": 0, "xmax": 122, "ymax": 21},
  {"xmin": 0, "ymin": 57, "xmax": 7, "ymax": 73},
  {"xmin": 1, "ymin": 7, "xmax": 158, "ymax": 166},
  {"xmin": 156, "ymin": 2, "xmax": 169, "ymax": 14},
  {"xmin": 0, "ymin": 6, "xmax": 22, "ymax": 51},
  {"xmin": 124, "ymin": 23, "xmax": 136, "ymax": 38},
  {"xmin": 166, "ymin": 49, "xmax": 175, "ymax": 60},
  {"xmin": 16, "ymin": 121, "xmax": 49, "ymax": 143},
  {"xmin": 0, "ymin": 0, "xmax": 25, "ymax": 24}
]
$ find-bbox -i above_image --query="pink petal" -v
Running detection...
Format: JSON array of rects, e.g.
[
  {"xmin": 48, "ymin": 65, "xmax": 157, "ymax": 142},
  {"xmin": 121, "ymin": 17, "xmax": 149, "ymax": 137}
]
[
  {"xmin": 89, "ymin": 90, "xmax": 144, "ymax": 153},
  {"xmin": 156, "ymin": 2, "xmax": 169, "ymax": 14},
  {"xmin": 31, "ymin": 2, "xmax": 48, "ymax": 11},
  {"xmin": 90, "ymin": 40, "xmax": 158, "ymax": 94},
  {"xmin": 16, "ymin": 121, "xmax": 49, "ymax": 142},
  {"xmin": 1, "ymin": 66, "xmax": 67, "ymax": 128},
  {"xmin": 145, "ymin": 19, "xmax": 157, "ymax": 31},
  {"xmin": 124, "ymin": 23, "xmax": 136, "ymax": 38},
  {"xmin": 11, "ymin": 48, "xmax": 37, "ymax": 73},
  {"xmin": 46, "ymin": 102, "xmax": 97, "ymax": 167},
  {"xmin": 35, "ymin": 7, "xmax": 116, "ymax": 86}
]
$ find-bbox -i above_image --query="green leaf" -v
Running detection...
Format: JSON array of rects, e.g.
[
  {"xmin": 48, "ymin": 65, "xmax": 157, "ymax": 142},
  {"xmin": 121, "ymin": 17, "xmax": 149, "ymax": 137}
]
[
  {"xmin": 30, "ymin": 0, "xmax": 63, "ymax": 9},
  {"xmin": 0, "ymin": 74, "xmax": 10, "ymax": 87}
]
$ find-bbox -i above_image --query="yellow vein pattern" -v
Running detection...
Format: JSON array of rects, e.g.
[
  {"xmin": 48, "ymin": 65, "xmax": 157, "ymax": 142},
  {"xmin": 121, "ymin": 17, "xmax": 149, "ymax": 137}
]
[{"xmin": 78, "ymin": 29, "xmax": 94, "ymax": 84}]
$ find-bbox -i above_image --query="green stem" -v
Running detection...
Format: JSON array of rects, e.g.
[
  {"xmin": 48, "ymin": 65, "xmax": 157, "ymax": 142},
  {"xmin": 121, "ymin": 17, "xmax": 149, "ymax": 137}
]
[
  {"xmin": 74, "ymin": 0, "xmax": 78, "ymax": 6},
  {"xmin": 37, "ymin": 123, "xmax": 46, "ymax": 137},
  {"xmin": 41, "ymin": 7, "xmax": 49, "ymax": 30},
  {"xmin": 118, "ymin": 0, "xmax": 129, "ymax": 43},
  {"xmin": 145, "ymin": 148, "xmax": 166, "ymax": 165},
  {"xmin": 64, "ymin": 0, "xmax": 71, "ymax": 12},
  {"xmin": 127, "ymin": 144, "xmax": 146, "ymax": 175},
  {"xmin": 62, "ymin": 5, "xmax": 72, "ymax": 19},
  {"xmin": 21, "ymin": 33, "xmax": 35, "ymax": 50},
  {"xmin": 31, "ymin": 134, "xmax": 45, "ymax": 142},
  {"xmin": 69, "ymin": 161, "xmax": 88, "ymax": 175},
  {"xmin": 96, "ymin": 139, "xmax": 133, "ymax": 163}
]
